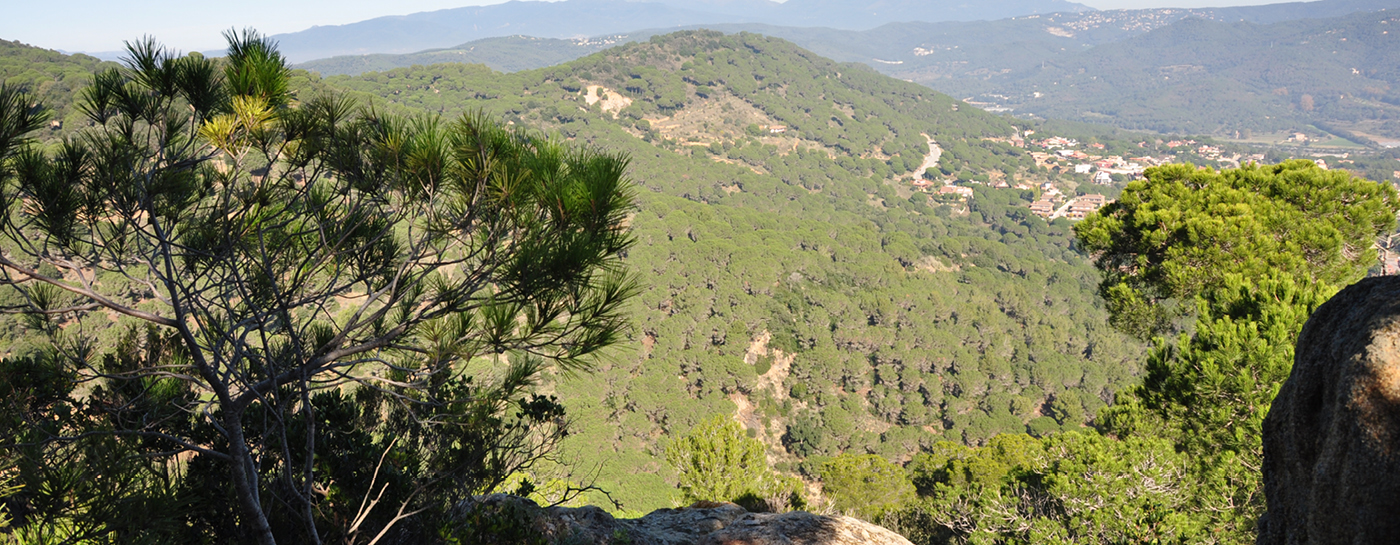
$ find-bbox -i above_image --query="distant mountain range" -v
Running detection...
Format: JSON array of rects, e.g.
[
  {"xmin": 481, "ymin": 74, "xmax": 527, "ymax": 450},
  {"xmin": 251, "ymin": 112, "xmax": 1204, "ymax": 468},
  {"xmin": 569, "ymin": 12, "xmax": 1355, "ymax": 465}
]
[
  {"xmin": 269, "ymin": 0, "xmax": 1091, "ymax": 62},
  {"xmin": 295, "ymin": 0, "xmax": 1400, "ymax": 139}
]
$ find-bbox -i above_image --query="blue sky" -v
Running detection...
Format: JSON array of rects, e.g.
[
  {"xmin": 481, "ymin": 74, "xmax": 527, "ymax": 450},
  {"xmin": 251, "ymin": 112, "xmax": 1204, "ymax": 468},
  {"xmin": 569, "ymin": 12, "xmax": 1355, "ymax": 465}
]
[{"xmin": 3, "ymin": 0, "xmax": 1293, "ymax": 54}]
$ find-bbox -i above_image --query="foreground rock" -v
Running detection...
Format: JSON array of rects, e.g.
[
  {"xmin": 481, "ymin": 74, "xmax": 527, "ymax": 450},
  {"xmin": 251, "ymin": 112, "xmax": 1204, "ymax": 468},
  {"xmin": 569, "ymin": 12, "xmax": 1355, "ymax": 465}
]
[
  {"xmin": 1259, "ymin": 276, "xmax": 1400, "ymax": 544},
  {"xmin": 458, "ymin": 494, "xmax": 913, "ymax": 545}
]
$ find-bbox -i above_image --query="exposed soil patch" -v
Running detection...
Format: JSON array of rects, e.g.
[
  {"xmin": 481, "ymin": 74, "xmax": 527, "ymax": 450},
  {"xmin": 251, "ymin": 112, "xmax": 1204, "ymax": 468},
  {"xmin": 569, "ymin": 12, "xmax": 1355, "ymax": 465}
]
[{"xmin": 583, "ymin": 85, "xmax": 632, "ymax": 117}]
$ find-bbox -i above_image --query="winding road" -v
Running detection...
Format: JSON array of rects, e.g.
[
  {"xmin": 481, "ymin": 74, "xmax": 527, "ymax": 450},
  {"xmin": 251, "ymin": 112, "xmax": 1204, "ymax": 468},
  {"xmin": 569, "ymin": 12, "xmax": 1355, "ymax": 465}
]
[{"xmin": 915, "ymin": 133, "xmax": 942, "ymax": 175}]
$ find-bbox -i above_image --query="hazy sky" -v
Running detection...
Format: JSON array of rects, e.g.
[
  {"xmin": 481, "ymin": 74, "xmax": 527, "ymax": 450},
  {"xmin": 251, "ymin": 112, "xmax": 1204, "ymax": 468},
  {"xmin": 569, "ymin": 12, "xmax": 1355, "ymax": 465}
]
[{"xmin": 2, "ymin": 0, "xmax": 1300, "ymax": 54}]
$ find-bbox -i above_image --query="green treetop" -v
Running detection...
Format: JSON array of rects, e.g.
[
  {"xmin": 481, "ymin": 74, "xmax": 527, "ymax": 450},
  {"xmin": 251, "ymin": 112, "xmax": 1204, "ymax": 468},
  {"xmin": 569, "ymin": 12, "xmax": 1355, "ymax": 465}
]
[
  {"xmin": 1076, "ymin": 160, "xmax": 1398, "ymax": 339},
  {"xmin": 818, "ymin": 453, "xmax": 915, "ymax": 521},
  {"xmin": 664, "ymin": 415, "xmax": 801, "ymax": 511}
]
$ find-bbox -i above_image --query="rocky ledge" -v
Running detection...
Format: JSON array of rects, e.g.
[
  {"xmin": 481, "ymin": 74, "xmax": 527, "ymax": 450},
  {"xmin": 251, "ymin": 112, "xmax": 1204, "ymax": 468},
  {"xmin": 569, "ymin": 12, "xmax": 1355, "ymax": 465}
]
[
  {"xmin": 1260, "ymin": 275, "xmax": 1400, "ymax": 544},
  {"xmin": 457, "ymin": 494, "xmax": 913, "ymax": 545}
]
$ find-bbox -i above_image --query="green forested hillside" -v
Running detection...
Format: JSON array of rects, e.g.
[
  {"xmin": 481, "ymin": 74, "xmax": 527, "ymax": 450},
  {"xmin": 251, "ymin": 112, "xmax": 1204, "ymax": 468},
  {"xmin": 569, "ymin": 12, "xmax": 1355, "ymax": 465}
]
[
  {"xmin": 0, "ymin": 40, "xmax": 115, "ymax": 138},
  {"xmin": 315, "ymin": 30, "xmax": 1144, "ymax": 510}
]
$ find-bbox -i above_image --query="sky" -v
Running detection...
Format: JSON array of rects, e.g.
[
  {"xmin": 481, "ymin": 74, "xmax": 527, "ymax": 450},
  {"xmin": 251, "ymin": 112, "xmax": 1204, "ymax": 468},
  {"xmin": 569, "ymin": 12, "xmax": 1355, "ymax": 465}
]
[{"xmin": 2, "ymin": 0, "xmax": 1298, "ymax": 54}]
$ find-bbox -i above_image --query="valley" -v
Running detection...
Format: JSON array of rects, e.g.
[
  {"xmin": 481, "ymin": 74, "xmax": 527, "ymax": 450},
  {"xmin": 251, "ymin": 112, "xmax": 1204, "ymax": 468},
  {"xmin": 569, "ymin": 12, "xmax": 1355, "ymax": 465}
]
[{"xmin": 329, "ymin": 31, "xmax": 1150, "ymax": 510}]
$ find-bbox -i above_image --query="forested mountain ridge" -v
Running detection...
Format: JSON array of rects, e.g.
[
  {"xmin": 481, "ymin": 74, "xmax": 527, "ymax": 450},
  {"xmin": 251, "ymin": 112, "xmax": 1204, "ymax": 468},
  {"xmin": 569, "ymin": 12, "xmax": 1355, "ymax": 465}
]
[{"xmin": 315, "ymin": 30, "xmax": 1145, "ymax": 511}]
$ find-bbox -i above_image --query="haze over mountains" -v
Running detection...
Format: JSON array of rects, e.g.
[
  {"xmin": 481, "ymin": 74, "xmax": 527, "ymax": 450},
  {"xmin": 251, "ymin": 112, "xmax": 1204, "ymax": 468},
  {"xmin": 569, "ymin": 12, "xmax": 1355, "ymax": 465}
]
[
  {"xmin": 949, "ymin": 8, "xmax": 1400, "ymax": 135},
  {"xmin": 269, "ymin": 0, "xmax": 1092, "ymax": 62}
]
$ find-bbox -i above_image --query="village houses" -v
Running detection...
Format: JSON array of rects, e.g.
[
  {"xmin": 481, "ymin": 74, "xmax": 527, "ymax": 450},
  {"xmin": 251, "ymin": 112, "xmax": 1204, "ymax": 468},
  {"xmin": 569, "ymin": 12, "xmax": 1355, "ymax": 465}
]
[
  {"xmin": 1029, "ymin": 200, "xmax": 1056, "ymax": 216},
  {"xmin": 1028, "ymin": 192, "xmax": 1112, "ymax": 221},
  {"xmin": 939, "ymin": 185, "xmax": 974, "ymax": 199},
  {"xmin": 1037, "ymin": 136, "xmax": 1077, "ymax": 149},
  {"xmin": 1065, "ymin": 193, "xmax": 1109, "ymax": 220}
]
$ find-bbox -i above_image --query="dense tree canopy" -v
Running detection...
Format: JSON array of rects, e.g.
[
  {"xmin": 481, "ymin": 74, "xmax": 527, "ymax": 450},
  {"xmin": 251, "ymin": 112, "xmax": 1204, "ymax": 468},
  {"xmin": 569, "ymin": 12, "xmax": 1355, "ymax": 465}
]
[{"xmin": 1076, "ymin": 160, "xmax": 1399, "ymax": 339}]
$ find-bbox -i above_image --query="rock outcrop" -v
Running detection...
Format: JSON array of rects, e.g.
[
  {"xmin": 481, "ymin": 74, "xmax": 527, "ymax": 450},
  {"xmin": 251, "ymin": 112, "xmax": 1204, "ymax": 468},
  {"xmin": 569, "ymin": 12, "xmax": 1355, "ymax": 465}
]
[
  {"xmin": 1259, "ymin": 275, "xmax": 1400, "ymax": 544},
  {"xmin": 457, "ymin": 495, "xmax": 913, "ymax": 545}
]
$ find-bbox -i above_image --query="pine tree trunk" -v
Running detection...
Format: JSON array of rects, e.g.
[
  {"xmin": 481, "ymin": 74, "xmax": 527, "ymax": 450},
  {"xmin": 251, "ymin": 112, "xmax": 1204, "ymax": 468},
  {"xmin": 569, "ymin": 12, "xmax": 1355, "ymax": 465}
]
[{"xmin": 226, "ymin": 412, "xmax": 278, "ymax": 545}]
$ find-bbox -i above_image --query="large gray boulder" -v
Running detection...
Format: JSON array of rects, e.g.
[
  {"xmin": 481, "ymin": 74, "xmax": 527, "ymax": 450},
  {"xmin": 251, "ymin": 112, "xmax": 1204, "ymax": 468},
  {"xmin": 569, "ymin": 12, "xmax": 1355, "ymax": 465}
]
[
  {"xmin": 1259, "ymin": 275, "xmax": 1400, "ymax": 544},
  {"xmin": 456, "ymin": 495, "xmax": 913, "ymax": 545}
]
